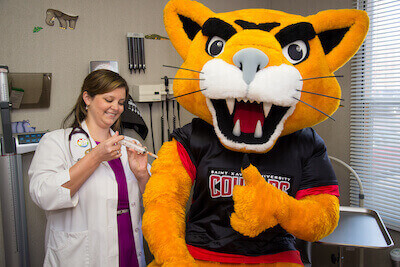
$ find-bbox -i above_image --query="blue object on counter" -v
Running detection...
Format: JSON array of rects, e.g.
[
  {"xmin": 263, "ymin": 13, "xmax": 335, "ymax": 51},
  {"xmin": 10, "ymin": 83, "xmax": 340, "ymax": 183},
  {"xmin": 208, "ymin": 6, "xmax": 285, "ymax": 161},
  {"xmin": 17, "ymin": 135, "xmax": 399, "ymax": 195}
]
[{"xmin": 11, "ymin": 120, "xmax": 36, "ymax": 134}]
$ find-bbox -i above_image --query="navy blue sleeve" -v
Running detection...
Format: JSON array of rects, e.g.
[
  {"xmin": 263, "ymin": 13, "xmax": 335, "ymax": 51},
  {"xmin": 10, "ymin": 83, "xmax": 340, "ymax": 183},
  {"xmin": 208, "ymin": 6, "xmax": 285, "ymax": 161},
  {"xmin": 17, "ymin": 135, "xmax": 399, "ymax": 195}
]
[
  {"xmin": 170, "ymin": 121, "xmax": 196, "ymax": 165},
  {"xmin": 299, "ymin": 129, "xmax": 338, "ymax": 191}
]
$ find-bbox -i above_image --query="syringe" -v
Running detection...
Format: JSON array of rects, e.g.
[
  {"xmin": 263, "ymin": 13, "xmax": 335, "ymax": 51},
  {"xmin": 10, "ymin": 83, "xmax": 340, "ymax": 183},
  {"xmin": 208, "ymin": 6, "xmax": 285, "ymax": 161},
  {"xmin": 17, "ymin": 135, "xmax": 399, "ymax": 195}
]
[{"xmin": 119, "ymin": 137, "xmax": 158, "ymax": 159}]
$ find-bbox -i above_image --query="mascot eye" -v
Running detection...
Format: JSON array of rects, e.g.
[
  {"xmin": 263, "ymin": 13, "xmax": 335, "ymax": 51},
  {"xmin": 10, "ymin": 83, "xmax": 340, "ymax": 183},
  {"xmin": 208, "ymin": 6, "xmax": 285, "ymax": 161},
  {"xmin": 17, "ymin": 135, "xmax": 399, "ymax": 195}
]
[
  {"xmin": 207, "ymin": 36, "xmax": 226, "ymax": 57},
  {"xmin": 282, "ymin": 40, "xmax": 309, "ymax": 64}
]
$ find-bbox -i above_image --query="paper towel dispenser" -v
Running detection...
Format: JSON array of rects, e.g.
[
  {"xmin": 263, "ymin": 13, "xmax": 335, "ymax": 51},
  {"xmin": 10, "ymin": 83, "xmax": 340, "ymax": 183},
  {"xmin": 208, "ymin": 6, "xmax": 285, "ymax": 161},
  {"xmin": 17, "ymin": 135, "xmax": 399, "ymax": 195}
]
[{"xmin": 7, "ymin": 73, "xmax": 52, "ymax": 109}]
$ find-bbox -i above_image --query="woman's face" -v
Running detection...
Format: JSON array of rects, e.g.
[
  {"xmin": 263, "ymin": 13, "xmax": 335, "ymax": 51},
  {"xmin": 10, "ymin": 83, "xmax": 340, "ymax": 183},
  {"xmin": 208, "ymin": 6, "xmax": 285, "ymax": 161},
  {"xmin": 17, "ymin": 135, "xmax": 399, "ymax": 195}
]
[{"xmin": 84, "ymin": 87, "xmax": 126, "ymax": 129}]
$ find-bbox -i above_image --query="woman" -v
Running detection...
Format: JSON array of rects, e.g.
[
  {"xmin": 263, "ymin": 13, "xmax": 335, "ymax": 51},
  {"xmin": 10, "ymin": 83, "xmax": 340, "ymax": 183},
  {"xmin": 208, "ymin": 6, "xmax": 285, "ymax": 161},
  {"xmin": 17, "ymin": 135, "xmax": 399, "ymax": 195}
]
[{"xmin": 29, "ymin": 69, "xmax": 149, "ymax": 267}]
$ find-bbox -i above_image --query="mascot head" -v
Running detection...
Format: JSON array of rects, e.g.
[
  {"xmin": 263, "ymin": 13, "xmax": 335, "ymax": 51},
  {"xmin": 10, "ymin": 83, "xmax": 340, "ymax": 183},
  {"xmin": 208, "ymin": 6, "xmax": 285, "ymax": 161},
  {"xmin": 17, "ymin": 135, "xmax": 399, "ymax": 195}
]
[{"xmin": 164, "ymin": 0, "xmax": 369, "ymax": 153}]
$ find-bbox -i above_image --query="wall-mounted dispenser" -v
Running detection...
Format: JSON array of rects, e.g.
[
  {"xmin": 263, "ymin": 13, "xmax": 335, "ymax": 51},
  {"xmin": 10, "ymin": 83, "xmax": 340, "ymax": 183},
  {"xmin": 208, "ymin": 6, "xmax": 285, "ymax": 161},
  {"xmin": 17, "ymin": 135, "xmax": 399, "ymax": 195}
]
[{"xmin": 7, "ymin": 73, "xmax": 52, "ymax": 109}]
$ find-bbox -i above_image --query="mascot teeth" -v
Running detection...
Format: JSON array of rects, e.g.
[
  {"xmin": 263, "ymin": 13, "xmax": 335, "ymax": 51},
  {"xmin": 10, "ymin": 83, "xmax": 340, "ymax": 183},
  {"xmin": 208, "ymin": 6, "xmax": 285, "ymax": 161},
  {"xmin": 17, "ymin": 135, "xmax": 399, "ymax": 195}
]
[
  {"xmin": 254, "ymin": 120, "xmax": 263, "ymax": 138},
  {"xmin": 226, "ymin": 99, "xmax": 273, "ymax": 118},
  {"xmin": 208, "ymin": 98, "xmax": 292, "ymax": 150},
  {"xmin": 233, "ymin": 119, "xmax": 241, "ymax": 136},
  {"xmin": 226, "ymin": 99, "xmax": 235, "ymax": 115},
  {"xmin": 224, "ymin": 99, "xmax": 276, "ymax": 138},
  {"xmin": 263, "ymin": 103, "xmax": 272, "ymax": 118},
  {"xmin": 231, "ymin": 118, "xmax": 266, "ymax": 138}
]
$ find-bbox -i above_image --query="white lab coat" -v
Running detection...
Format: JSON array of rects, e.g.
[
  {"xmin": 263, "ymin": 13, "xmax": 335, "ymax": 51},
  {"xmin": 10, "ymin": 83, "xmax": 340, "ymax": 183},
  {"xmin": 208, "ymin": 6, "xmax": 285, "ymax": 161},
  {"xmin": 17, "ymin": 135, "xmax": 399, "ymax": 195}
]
[{"xmin": 29, "ymin": 121, "xmax": 147, "ymax": 267}]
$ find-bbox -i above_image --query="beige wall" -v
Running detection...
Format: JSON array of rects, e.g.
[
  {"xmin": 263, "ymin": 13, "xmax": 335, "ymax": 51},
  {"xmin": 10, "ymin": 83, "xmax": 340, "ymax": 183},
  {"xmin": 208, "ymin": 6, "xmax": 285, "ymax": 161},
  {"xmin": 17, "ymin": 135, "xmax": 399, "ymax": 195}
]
[
  {"xmin": 0, "ymin": 0, "xmax": 398, "ymax": 266},
  {"xmin": 0, "ymin": 0, "xmax": 273, "ymax": 149}
]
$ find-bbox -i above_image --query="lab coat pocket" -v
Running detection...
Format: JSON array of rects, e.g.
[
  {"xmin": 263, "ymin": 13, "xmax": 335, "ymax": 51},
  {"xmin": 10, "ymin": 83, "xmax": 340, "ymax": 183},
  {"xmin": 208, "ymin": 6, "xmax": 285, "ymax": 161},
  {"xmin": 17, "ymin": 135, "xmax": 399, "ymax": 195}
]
[{"xmin": 44, "ymin": 228, "xmax": 90, "ymax": 267}]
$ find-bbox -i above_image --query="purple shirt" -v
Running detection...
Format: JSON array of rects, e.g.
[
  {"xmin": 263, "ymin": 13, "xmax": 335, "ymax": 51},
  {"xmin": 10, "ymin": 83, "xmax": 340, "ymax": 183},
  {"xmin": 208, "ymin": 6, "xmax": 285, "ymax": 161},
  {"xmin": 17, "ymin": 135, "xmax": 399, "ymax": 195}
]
[{"xmin": 98, "ymin": 141, "xmax": 139, "ymax": 267}]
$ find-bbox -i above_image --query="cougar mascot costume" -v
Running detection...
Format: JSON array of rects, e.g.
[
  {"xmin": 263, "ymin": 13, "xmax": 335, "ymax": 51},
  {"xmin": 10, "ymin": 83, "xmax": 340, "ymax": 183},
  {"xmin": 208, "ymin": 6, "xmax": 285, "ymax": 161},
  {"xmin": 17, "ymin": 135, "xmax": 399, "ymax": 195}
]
[{"xmin": 142, "ymin": 0, "xmax": 369, "ymax": 266}]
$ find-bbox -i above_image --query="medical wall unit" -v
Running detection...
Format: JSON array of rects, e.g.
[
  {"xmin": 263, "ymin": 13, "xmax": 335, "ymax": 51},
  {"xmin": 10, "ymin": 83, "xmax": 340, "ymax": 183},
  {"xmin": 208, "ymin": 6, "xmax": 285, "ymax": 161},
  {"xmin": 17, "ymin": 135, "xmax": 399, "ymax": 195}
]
[{"xmin": 131, "ymin": 84, "xmax": 163, "ymax": 102}]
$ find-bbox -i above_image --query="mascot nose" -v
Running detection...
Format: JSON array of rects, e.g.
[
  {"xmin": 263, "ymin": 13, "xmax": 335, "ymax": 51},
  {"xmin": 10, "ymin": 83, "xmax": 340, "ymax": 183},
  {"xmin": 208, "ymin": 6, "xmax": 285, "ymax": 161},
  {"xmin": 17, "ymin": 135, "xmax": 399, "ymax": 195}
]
[{"xmin": 233, "ymin": 48, "xmax": 269, "ymax": 85}]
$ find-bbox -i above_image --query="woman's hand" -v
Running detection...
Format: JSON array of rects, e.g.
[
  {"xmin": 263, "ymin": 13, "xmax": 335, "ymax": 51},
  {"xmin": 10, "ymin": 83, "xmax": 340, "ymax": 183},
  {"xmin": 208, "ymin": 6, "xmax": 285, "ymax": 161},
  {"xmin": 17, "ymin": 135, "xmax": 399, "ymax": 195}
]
[
  {"xmin": 65, "ymin": 132, "xmax": 124, "ymax": 196},
  {"xmin": 126, "ymin": 140, "xmax": 150, "ymax": 194},
  {"xmin": 91, "ymin": 132, "xmax": 124, "ymax": 163}
]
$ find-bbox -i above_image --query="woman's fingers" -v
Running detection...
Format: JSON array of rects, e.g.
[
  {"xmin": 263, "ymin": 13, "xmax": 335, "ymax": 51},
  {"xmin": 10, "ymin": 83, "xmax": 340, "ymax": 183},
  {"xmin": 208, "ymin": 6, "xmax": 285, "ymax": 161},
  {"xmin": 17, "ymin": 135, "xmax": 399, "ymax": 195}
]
[
  {"xmin": 93, "ymin": 135, "xmax": 125, "ymax": 161},
  {"xmin": 112, "ymin": 149, "xmax": 122, "ymax": 159},
  {"xmin": 109, "ymin": 134, "xmax": 124, "ymax": 145},
  {"xmin": 106, "ymin": 135, "xmax": 123, "ymax": 150}
]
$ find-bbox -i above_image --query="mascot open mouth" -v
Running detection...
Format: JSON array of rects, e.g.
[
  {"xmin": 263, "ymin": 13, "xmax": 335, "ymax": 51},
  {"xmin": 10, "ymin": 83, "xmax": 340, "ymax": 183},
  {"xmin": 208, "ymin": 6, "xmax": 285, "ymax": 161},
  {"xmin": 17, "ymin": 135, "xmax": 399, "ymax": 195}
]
[
  {"xmin": 200, "ymin": 59, "xmax": 303, "ymax": 152},
  {"xmin": 209, "ymin": 99, "xmax": 290, "ymax": 145}
]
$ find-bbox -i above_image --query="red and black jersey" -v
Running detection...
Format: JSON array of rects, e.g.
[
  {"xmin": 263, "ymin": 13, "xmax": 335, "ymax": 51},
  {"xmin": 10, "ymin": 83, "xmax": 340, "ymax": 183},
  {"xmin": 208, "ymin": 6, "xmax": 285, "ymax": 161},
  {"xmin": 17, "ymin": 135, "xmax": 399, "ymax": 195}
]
[{"xmin": 171, "ymin": 118, "xmax": 338, "ymax": 264}]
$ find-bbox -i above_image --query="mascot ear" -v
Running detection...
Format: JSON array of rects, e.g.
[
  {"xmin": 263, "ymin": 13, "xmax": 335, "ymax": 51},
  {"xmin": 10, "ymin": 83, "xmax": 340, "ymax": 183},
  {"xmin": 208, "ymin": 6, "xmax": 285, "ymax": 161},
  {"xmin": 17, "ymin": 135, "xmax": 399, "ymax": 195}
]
[
  {"xmin": 308, "ymin": 9, "xmax": 369, "ymax": 72},
  {"xmin": 164, "ymin": 0, "xmax": 215, "ymax": 60}
]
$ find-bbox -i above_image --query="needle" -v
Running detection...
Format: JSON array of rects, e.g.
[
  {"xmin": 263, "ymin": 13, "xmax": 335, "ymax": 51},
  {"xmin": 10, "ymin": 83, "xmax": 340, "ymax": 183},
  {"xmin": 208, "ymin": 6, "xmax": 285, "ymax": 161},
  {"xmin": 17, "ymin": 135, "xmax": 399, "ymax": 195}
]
[{"xmin": 120, "ymin": 138, "xmax": 158, "ymax": 159}]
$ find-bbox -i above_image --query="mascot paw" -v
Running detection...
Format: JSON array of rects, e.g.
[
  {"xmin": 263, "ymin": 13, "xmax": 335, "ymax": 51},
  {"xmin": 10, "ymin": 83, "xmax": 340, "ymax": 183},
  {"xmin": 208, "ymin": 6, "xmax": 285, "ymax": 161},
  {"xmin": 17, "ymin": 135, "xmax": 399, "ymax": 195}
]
[
  {"xmin": 230, "ymin": 181, "xmax": 279, "ymax": 237},
  {"xmin": 230, "ymin": 155, "xmax": 281, "ymax": 237}
]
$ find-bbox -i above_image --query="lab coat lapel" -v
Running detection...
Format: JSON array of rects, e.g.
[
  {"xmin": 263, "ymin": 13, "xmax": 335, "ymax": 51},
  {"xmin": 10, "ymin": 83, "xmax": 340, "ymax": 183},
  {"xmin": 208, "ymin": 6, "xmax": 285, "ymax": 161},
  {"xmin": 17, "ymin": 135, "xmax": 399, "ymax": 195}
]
[{"xmin": 81, "ymin": 121, "xmax": 98, "ymax": 151}]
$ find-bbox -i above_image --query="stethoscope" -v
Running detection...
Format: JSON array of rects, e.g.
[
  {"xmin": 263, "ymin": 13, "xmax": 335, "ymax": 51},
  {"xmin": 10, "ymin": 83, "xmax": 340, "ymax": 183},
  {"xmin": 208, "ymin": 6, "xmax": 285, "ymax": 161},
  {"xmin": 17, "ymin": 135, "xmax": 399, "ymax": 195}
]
[{"xmin": 68, "ymin": 127, "xmax": 93, "ymax": 162}]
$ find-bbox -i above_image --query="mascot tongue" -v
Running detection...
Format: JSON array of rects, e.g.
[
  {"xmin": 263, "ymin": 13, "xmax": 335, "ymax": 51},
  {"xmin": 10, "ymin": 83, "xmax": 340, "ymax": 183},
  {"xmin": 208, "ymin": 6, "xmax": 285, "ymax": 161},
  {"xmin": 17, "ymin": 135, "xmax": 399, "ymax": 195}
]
[{"xmin": 233, "ymin": 102, "xmax": 264, "ymax": 133}]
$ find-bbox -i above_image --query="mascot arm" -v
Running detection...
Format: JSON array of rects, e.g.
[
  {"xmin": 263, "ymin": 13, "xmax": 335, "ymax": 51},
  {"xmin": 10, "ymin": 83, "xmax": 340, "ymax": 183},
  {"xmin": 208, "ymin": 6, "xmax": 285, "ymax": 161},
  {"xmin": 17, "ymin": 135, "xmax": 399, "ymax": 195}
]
[
  {"xmin": 231, "ymin": 160, "xmax": 339, "ymax": 242},
  {"xmin": 142, "ymin": 139, "xmax": 196, "ymax": 266},
  {"xmin": 277, "ymin": 193, "xmax": 339, "ymax": 242}
]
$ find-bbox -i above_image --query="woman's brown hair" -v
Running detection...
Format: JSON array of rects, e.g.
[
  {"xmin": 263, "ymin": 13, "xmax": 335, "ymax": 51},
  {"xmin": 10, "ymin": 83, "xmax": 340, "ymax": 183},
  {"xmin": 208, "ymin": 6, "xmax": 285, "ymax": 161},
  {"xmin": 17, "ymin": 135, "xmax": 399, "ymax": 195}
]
[{"xmin": 63, "ymin": 69, "xmax": 129, "ymax": 131}]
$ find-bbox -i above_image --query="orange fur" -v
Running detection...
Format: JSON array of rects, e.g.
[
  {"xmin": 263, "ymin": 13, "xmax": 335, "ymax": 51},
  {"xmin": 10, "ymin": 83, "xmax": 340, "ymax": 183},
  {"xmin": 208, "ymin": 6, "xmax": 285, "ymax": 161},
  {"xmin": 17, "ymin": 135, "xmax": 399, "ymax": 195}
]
[
  {"xmin": 308, "ymin": 9, "xmax": 370, "ymax": 72},
  {"xmin": 231, "ymin": 164, "xmax": 339, "ymax": 241},
  {"xmin": 142, "ymin": 140, "xmax": 196, "ymax": 265}
]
